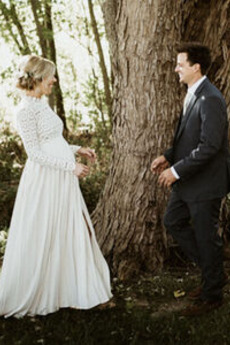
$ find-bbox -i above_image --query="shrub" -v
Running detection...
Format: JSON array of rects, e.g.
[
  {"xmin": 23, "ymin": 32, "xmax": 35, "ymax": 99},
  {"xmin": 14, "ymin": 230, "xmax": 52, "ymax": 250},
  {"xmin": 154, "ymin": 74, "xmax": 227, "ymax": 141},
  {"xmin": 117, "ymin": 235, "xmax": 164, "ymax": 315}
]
[
  {"xmin": 0, "ymin": 122, "xmax": 111, "ymax": 230},
  {"xmin": 0, "ymin": 120, "xmax": 25, "ymax": 229},
  {"xmin": 0, "ymin": 228, "xmax": 8, "ymax": 260},
  {"xmin": 67, "ymin": 129, "xmax": 112, "ymax": 213}
]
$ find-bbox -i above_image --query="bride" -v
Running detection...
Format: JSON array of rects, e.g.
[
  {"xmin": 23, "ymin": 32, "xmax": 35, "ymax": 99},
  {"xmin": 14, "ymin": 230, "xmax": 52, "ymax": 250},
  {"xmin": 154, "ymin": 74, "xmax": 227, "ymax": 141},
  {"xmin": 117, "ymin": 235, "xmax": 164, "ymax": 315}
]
[{"xmin": 0, "ymin": 55, "xmax": 112, "ymax": 317}]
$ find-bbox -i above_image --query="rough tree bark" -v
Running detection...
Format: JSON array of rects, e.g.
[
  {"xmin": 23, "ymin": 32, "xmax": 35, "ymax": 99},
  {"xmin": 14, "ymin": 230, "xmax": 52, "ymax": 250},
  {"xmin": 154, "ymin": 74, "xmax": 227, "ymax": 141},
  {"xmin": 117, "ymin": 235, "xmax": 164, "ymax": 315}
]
[
  {"xmin": 93, "ymin": 0, "xmax": 182, "ymax": 279},
  {"xmin": 182, "ymin": 0, "xmax": 230, "ymax": 109}
]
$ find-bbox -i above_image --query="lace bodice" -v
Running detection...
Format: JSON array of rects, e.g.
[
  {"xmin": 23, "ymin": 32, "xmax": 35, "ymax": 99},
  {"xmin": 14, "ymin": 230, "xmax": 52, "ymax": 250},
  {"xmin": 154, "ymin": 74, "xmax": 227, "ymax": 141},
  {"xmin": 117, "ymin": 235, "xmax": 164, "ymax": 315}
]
[{"xmin": 16, "ymin": 96, "xmax": 80, "ymax": 171}]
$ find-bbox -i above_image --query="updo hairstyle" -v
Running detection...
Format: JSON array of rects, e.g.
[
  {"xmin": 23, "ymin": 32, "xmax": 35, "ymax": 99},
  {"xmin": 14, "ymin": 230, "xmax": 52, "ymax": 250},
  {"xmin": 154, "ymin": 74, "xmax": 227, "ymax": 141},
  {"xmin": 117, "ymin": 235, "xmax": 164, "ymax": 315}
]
[{"xmin": 16, "ymin": 55, "xmax": 56, "ymax": 91}]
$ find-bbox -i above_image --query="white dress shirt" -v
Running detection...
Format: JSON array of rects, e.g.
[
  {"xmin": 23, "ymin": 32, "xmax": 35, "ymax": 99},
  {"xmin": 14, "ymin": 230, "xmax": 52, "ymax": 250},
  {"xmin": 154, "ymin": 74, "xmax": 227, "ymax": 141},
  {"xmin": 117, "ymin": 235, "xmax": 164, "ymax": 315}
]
[{"xmin": 171, "ymin": 76, "xmax": 207, "ymax": 180}]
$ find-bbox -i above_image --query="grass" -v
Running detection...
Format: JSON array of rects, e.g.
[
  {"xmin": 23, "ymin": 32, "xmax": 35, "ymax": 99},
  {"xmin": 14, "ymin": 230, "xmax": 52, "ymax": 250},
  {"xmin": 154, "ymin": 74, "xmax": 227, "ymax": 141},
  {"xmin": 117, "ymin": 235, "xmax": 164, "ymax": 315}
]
[{"xmin": 1, "ymin": 266, "xmax": 230, "ymax": 345}]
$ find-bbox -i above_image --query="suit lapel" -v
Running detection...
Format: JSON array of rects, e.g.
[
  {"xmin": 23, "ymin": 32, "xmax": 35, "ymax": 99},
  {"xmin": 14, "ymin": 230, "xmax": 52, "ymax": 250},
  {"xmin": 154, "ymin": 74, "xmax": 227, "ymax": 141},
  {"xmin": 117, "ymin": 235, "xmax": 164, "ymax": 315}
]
[
  {"xmin": 176, "ymin": 94, "xmax": 197, "ymax": 140},
  {"xmin": 175, "ymin": 78, "xmax": 209, "ymax": 141}
]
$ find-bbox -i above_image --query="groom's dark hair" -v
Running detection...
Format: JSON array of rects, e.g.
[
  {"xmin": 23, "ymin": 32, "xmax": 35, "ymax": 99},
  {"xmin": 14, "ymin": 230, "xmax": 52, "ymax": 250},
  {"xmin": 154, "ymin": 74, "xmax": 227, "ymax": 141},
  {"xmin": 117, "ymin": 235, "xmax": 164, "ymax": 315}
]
[{"xmin": 176, "ymin": 42, "xmax": 211, "ymax": 75}]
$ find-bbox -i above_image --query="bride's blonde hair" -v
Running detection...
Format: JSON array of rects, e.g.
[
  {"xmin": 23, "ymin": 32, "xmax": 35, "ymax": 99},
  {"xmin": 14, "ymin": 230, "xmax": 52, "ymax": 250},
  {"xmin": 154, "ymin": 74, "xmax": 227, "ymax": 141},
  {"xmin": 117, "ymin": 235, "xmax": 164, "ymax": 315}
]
[{"xmin": 16, "ymin": 55, "xmax": 56, "ymax": 91}]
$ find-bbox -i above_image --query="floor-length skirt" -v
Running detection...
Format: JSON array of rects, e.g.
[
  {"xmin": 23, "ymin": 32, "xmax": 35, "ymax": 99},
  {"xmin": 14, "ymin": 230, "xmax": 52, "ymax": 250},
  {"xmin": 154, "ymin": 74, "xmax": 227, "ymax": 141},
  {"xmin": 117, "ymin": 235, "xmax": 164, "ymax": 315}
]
[{"xmin": 0, "ymin": 137, "xmax": 112, "ymax": 317}]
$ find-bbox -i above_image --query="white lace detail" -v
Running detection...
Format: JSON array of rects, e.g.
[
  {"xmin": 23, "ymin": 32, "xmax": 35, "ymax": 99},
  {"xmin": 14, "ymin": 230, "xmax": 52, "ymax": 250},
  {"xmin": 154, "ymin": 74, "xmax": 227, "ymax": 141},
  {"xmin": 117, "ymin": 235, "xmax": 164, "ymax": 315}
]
[
  {"xmin": 70, "ymin": 145, "xmax": 81, "ymax": 154},
  {"xmin": 16, "ymin": 96, "xmax": 76, "ymax": 172}
]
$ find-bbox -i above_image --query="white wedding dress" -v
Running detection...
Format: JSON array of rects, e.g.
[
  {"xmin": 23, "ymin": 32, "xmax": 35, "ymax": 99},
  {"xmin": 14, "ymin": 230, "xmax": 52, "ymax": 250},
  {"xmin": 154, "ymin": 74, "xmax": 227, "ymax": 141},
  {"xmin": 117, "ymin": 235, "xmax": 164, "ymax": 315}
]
[{"xmin": 0, "ymin": 95, "xmax": 112, "ymax": 317}]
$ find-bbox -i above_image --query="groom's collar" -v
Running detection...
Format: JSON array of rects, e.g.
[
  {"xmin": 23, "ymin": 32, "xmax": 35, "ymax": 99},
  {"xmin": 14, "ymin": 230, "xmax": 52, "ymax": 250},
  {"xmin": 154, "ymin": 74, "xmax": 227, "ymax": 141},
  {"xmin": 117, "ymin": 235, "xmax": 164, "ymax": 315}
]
[{"xmin": 188, "ymin": 75, "xmax": 207, "ymax": 95}]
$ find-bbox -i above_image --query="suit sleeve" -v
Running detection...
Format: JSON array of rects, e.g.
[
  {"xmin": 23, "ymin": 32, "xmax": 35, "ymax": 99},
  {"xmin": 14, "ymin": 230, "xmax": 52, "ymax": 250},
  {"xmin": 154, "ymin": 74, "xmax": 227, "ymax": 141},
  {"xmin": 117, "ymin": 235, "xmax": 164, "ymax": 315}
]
[
  {"xmin": 164, "ymin": 112, "xmax": 183, "ymax": 165},
  {"xmin": 164, "ymin": 147, "xmax": 174, "ymax": 165},
  {"xmin": 173, "ymin": 95, "xmax": 227, "ymax": 179}
]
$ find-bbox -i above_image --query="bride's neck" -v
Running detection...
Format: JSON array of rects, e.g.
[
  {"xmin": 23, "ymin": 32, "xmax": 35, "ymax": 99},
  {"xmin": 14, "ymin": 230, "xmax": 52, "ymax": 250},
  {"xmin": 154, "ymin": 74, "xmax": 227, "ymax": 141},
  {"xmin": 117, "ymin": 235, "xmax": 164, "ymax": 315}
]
[{"xmin": 26, "ymin": 88, "xmax": 43, "ymax": 99}]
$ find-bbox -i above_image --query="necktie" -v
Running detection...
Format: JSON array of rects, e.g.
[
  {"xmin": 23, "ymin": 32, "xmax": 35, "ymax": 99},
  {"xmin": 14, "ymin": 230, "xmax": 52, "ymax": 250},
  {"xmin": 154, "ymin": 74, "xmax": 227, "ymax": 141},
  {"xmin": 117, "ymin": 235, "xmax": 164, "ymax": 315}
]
[{"xmin": 183, "ymin": 91, "xmax": 193, "ymax": 115}]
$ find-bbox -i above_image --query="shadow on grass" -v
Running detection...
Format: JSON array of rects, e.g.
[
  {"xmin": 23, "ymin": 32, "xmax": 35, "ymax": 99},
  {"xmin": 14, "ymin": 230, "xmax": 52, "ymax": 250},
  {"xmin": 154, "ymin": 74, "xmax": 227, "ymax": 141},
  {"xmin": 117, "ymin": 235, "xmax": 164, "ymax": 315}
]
[{"xmin": 1, "ymin": 267, "xmax": 230, "ymax": 345}]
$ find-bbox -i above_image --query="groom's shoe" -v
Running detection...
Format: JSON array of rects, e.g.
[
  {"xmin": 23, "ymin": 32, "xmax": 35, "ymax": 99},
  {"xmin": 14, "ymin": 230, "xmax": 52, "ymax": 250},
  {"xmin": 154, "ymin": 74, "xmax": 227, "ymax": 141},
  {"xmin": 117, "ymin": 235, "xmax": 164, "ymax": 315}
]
[
  {"xmin": 180, "ymin": 299, "xmax": 223, "ymax": 316},
  {"xmin": 188, "ymin": 286, "xmax": 202, "ymax": 300},
  {"xmin": 188, "ymin": 273, "xmax": 229, "ymax": 301}
]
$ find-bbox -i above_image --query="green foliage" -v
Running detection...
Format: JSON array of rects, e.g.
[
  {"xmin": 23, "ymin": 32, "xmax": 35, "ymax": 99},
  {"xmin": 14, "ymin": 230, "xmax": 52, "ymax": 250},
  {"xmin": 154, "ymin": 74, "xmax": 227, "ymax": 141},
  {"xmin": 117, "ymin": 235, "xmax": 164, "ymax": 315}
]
[
  {"xmin": 0, "ymin": 228, "xmax": 8, "ymax": 260},
  {"xmin": 80, "ymin": 169, "xmax": 109, "ymax": 214},
  {"xmin": 0, "ymin": 120, "xmax": 26, "ymax": 180},
  {"xmin": 66, "ymin": 67, "xmax": 113, "ymax": 214},
  {"xmin": 80, "ymin": 73, "xmax": 112, "ymax": 147},
  {"xmin": 68, "ymin": 129, "xmax": 112, "ymax": 214},
  {"xmin": 0, "ymin": 0, "xmax": 39, "ymax": 54},
  {"xmin": 0, "ymin": 120, "xmax": 26, "ymax": 229}
]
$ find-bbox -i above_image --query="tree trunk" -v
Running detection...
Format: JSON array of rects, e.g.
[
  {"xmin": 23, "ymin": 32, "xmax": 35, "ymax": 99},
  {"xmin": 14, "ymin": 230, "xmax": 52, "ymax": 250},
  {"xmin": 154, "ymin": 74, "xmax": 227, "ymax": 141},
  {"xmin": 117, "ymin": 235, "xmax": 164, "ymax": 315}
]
[
  {"xmin": 29, "ymin": 0, "xmax": 68, "ymax": 131},
  {"xmin": 0, "ymin": 0, "xmax": 31, "ymax": 54},
  {"xmin": 30, "ymin": 0, "xmax": 47, "ymax": 57},
  {"xmin": 88, "ymin": 0, "xmax": 112, "ymax": 127},
  {"xmin": 93, "ymin": 0, "xmax": 182, "ymax": 279},
  {"xmin": 44, "ymin": 1, "xmax": 67, "ymax": 132}
]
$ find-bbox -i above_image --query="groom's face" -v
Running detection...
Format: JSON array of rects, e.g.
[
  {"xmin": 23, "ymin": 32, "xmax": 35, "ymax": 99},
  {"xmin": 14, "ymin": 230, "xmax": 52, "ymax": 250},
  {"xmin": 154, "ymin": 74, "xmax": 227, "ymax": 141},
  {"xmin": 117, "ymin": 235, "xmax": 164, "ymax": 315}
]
[{"xmin": 175, "ymin": 53, "xmax": 196, "ymax": 86}]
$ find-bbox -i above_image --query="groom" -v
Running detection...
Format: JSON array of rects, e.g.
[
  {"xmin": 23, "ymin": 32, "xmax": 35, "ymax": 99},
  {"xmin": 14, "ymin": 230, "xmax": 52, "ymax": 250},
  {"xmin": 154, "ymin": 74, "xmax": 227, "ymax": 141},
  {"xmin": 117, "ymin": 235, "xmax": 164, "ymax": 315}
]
[{"xmin": 151, "ymin": 42, "xmax": 229, "ymax": 316}]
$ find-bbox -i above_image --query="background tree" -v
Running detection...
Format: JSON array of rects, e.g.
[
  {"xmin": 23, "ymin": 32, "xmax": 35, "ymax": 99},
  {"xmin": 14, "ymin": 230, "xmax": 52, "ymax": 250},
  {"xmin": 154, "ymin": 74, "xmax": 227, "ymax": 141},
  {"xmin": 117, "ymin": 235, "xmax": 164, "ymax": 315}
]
[
  {"xmin": 0, "ymin": 1, "xmax": 31, "ymax": 54},
  {"xmin": 29, "ymin": 0, "xmax": 67, "ymax": 130},
  {"xmin": 0, "ymin": 0, "xmax": 67, "ymax": 129},
  {"xmin": 87, "ymin": 0, "xmax": 112, "ymax": 128}
]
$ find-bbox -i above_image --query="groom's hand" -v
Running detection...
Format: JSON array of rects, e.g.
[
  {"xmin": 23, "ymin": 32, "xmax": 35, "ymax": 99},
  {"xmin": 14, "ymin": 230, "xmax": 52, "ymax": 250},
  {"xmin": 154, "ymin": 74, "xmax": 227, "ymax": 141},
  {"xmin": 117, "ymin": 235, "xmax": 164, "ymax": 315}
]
[
  {"xmin": 158, "ymin": 168, "xmax": 177, "ymax": 188},
  {"xmin": 151, "ymin": 155, "xmax": 169, "ymax": 174}
]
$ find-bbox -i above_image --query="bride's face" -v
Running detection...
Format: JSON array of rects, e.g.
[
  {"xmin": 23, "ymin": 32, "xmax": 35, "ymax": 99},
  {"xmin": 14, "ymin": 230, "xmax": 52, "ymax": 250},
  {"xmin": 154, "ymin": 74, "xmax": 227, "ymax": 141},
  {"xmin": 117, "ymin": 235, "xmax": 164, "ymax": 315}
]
[{"xmin": 39, "ymin": 74, "xmax": 57, "ymax": 96}]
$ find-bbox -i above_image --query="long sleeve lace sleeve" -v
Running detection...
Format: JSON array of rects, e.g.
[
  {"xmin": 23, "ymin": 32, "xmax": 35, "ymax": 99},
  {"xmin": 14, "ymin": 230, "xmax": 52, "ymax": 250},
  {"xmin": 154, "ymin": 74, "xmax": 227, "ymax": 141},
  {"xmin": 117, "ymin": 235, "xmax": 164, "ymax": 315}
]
[
  {"xmin": 69, "ymin": 145, "xmax": 81, "ymax": 154},
  {"xmin": 17, "ymin": 107, "xmax": 76, "ymax": 172}
]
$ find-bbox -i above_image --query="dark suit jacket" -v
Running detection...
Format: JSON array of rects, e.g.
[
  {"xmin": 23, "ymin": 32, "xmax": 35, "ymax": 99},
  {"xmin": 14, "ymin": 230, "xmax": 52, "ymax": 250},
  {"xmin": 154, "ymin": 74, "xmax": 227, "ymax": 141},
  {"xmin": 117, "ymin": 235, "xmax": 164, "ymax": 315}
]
[{"xmin": 164, "ymin": 77, "xmax": 230, "ymax": 201}]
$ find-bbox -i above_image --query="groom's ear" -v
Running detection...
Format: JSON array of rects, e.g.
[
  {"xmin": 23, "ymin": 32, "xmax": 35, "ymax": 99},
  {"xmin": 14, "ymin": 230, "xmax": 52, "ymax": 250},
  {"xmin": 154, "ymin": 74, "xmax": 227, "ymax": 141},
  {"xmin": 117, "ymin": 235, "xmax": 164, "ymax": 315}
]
[{"xmin": 193, "ymin": 63, "xmax": 201, "ymax": 73}]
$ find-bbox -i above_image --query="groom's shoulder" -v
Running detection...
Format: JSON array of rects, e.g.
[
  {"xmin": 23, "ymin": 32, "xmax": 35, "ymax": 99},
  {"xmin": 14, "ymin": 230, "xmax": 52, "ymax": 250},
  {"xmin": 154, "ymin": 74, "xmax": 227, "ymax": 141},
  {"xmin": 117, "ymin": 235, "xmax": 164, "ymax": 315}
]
[{"xmin": 200, "ymin": 78, "xmax": 224, "ymax": 100}]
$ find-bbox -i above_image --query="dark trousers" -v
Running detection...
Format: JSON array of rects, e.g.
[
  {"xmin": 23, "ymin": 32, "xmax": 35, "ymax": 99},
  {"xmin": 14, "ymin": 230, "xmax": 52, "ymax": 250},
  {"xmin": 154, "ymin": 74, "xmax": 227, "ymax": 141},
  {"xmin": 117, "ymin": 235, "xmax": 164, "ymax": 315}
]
[{"xmin": 164, "ymin": 191, "xmax": 224, "ymax": 301}]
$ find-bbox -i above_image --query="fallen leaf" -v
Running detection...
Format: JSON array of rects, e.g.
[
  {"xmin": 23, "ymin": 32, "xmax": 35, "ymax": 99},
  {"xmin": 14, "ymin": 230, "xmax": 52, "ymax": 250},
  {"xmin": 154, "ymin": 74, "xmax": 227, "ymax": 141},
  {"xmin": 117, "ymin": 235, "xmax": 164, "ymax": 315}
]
[{"xmin": 173, "ymin": 290, "xmax": 186, "ymax": 298}]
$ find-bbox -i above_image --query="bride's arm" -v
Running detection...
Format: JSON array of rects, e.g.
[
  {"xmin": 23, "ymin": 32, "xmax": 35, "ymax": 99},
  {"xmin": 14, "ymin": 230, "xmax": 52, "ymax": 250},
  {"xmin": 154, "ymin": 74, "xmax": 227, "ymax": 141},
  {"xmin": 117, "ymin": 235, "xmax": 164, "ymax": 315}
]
[{"xmin": 17, "ymin": 107, "xmax": 76, "ymax": 172}]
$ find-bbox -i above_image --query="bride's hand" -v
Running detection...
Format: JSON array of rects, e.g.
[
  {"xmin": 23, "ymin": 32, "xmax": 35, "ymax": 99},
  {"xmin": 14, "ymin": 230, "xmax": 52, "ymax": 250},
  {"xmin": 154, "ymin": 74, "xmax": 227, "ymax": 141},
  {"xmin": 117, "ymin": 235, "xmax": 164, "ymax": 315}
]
[
  {"xmin": 77, "ymin": 147, "xmax": 97, "ymax": 163},
  {"xmin": 74, "ymin": 163, "xmax": 90, "ymax": 178}
]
